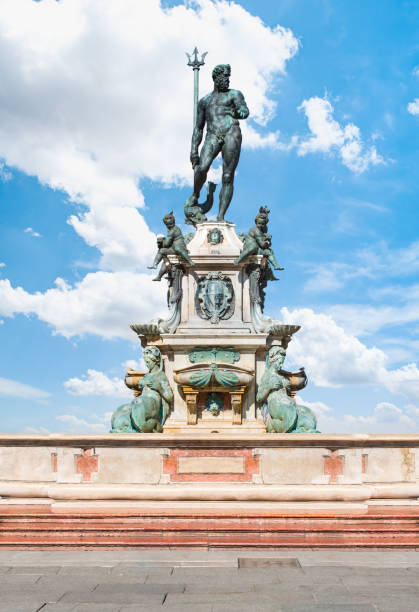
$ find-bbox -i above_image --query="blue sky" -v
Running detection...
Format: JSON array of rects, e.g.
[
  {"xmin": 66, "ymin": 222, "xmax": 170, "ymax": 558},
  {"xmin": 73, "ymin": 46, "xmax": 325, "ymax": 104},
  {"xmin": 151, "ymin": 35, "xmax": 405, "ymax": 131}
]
[{"xmin": 0, "ymin": 0, "xmax": 418, "ymax": 433}]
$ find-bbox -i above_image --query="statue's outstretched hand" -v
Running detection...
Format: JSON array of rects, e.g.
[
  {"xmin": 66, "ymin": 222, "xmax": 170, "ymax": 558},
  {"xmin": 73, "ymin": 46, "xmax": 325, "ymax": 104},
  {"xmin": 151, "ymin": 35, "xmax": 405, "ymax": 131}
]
[{"xmin": 236, "ymin": 107, "xmax": 248, "ymax": 119}]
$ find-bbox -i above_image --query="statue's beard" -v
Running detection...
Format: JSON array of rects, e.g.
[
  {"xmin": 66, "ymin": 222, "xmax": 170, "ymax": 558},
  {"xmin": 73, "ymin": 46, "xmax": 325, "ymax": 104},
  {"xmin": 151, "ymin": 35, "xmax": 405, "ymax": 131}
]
[{"xmin": 215, "ymin": 77, "xmax": 229, "ymax": 92}]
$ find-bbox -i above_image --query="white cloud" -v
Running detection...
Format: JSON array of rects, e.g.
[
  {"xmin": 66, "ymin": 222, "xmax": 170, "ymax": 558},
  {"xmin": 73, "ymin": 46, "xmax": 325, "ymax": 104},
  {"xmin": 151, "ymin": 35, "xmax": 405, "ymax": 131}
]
[
  {"xmin": 343, "ymin": 401, "xmax": 417, "ymax": 433},
  {"xmin": 0, "ymin": 0, "xmax": 298, "ymax": 274},
  {"xmin": 242, "ymin": 124, "xmax": 297, "ymax": 151},
  {"xmin": 282, "ymin": 307, "xmax": 419, "ymax": 402},
  {"xmin": 24, "ymin": 227, "xmax": 41, "ymax": 238},
  {"xmin": 295, "ymin": 397, "xmax": 336, "ymax": 431},
  {"xmin": 328, "ymin": 302, "xmax": 419, "ymax": 338},
  {"xmin": 297, "ymin": 96, "xmax": 384, "ymax": 173},
  {"xmin": 0, "ymin": 271, "xmax": 167, "ymax": 339},
  {"xmin": 56, "ymin": 413, "xmax": 111, "ymax": 433},
  {"xmin": 0, "ymin": 377, "xmax": 50, "ymax": 400},
  {"xmin": 0, "ymin": 0, "xmax": 300, "ymax": 335},
  {"xmin": 407, "ymin": 99, "xmax": 419, "ymax": 115},
  {"xmin": 0, "ymin": 263, "xmax": 5, "ymax": 268},
  {"xmin": 64, "ymin": 369, "xmax": 131, "ymax": 397},
  {"xmin": 123, "ymin": 358, "xmax": 145, "ymax": 371},
  {"xmin": 295, "ymin": 398, "xmax": 419, "ymax": 434},
  {"xmin": 304, "ymin": 241, "xmax": 419, "ymax": 295}
]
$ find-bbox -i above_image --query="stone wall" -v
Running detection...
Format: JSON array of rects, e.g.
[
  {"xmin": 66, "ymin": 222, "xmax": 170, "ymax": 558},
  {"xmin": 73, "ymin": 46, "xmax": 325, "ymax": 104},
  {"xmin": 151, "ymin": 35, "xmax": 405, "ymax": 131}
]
[{"xmin": 0, "ymin": 434, "xmax": 418, "ymax": 506}]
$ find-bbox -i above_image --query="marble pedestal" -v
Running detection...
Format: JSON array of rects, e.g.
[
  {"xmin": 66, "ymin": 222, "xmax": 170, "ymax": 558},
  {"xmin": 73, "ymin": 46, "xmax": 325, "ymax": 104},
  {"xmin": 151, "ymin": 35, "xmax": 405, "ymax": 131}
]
[{"xmin": 131, "ymin": 221, "xmax": 298, "ymax": 434}]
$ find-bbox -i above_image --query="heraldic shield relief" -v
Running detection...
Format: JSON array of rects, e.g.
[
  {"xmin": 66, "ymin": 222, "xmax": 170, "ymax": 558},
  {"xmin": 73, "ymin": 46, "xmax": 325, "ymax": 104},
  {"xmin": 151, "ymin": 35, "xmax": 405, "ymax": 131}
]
[{"xmin": 196, "ymin": 271, "xmax": 235, "ymax": 324}]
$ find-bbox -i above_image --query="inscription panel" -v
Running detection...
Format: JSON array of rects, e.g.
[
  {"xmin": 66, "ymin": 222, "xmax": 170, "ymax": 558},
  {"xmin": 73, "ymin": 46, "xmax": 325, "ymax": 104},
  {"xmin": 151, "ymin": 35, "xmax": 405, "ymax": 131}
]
[{"xmin": 178, "ymin": 456, "xmax": 244, "ymax": 474}]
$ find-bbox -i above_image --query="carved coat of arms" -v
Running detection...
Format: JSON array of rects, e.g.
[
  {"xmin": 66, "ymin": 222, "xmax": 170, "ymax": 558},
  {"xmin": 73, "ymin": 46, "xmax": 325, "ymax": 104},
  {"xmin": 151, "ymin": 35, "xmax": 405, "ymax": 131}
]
[
  {"xmin": 207, "ymin": 227, "xmax": 223, "ymax": 245},
  {"xmin": 196, "ymin": 272, "xmax": 234, "ymax": 324}
]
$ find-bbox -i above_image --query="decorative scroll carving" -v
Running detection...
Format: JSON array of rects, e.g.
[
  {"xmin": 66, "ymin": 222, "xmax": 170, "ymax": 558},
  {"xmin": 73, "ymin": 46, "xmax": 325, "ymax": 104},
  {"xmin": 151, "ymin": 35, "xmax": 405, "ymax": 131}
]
[{"xmin": 189, "ymin": 363, "xmax": 240, "ymax": 388}]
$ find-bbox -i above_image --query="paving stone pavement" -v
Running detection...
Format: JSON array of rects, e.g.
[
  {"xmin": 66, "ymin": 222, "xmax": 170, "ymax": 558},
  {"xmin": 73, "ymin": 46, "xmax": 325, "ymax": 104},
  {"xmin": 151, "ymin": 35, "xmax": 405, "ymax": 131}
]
[{"xmin": 0, "ymin": 551, "xmax": 419, "ymax": 611}]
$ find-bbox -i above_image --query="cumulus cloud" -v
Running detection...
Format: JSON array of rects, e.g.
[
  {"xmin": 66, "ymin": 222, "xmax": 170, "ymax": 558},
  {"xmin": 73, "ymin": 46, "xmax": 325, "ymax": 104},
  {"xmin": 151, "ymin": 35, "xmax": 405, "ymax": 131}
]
[
  {"xmin": 0, "ymin": 0, "xmax": 301, "ymax": 334},
  {"xmin": 0, "ymin": 376, "xmax": 50, "ymax": 400},
  {"xmin": 299, "ymin": 399, "xmax": 419, "ymax": 434},
  {"xmin": 343, "ymin": 401, "xmax": 417, "ymax": 433},
  {"xmin": 64, "ymin": 369, "xmax": 131, "ymax": 397},
  {"xmin": 0, "ymin": 271, "xmax": 167, "ymax": 339},
  {"xmin": 282, "ymin": 307, "xmax": 419, "ymax": 402},
  {"xmin": 0, "ymin": 0, "xmax": 298, "ymax": 273},
  {"xmin": 297, "ymin": 96, "xmax": 384, "ymax": 173},
  {"xmin": 407, "ymin": 99, "xmax": 419, "ymax": 115}
]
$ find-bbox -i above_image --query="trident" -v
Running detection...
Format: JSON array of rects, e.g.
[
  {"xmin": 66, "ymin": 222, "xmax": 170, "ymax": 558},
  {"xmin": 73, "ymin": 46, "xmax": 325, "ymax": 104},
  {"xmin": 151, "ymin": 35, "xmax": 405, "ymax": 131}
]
[{"xmin": 186, "ymin": 47, "xmax": 207, "ymax": 127}]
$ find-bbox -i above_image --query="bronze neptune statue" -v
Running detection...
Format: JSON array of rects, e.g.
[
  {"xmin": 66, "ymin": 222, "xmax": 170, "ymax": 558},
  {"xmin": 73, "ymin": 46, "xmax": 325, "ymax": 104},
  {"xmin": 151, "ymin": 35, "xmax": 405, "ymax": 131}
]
[{"xmin": 185, "ymin": 64, "xmax": 249, "ymax": 223}]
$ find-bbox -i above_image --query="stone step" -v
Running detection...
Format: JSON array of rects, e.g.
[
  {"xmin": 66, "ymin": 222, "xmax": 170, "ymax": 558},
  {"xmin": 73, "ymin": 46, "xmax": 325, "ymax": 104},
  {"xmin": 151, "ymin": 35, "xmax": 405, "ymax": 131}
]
[
  {"xmin": 1, "ymin": 518, "xmax": 419, "ymax": 532},
  {"xmin": 1, "ymin": 506, "xmax": 418, "ymax": 548}
]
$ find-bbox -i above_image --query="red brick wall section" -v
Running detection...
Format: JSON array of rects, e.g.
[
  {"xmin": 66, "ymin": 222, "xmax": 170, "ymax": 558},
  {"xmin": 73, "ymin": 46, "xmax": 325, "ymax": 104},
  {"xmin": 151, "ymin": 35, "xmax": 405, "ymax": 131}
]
[
  {"xmin": 324, "ymin": 451, "xmax": 344, "ymax": 484},
  {"xmin": 163, "ymin": 449, "xmax": 260, "ymax": 482},
  {"xmin": 76, "ymin": 449, "xmax": 99, "ymax": 482},
  {"xmin": 362, "ymin": 453, "xmax": 368, "ymax": 474}
]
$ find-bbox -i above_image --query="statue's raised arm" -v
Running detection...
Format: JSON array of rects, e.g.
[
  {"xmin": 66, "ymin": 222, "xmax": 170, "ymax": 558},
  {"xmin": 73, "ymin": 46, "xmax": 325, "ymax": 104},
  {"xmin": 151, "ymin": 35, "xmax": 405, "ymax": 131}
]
[
  {"xmin": 232, "ymin": 89, "xmax": 249, "ymax": 120},
  {"xmin": 185, "ymin": 64, "xmax": 249, "ymax": 223}
]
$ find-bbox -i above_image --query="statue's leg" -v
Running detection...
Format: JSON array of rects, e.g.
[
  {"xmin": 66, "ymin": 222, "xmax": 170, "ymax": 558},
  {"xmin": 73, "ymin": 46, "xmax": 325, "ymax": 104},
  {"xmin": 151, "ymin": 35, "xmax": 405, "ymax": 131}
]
[
  {"xmin": 153, "ymin": 261, "xmax": 168, "ymax": 282},
  {"xmin": 193, "ymin": 135, "xmax": 221, "ymax": 199},
  {"xmin": 173, "ymin": 245, "xmax": 193, "ymax": 266},
  {"xmin": 267, "ymin": 251, "xmax": 284, "ymax": 271},
  {"xmin": 219, "ymin": 127, "xmax": 241, "ymax": 221},
  {"xmin": 147, "ymin": 251, "xmax": 162, "ymax": 270},
  {"xmin": 234, "ymin": 244, "xmax": 257, "ymax": 265}
]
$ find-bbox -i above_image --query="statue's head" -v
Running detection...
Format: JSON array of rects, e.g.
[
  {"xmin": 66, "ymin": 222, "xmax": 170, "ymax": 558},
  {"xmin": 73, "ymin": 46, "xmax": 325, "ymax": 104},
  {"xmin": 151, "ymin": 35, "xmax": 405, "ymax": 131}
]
[
  {"xmin": 143, "ymin": 345, "xmax": 162, "ymax": 371},
  {"xmin": 267, "ymin": 345, "xmax": 286, "ymax": 370},
  {"xmin": 163, "ymin": 211, "xmax": 175, "ymax": 228},
  {"xmin": 212, "ymin": 64, "xmax": 231, "ymax": 92},
  {"xmin": 255, "ymin": 210, "xmax": 268, "ymax": 229}
]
